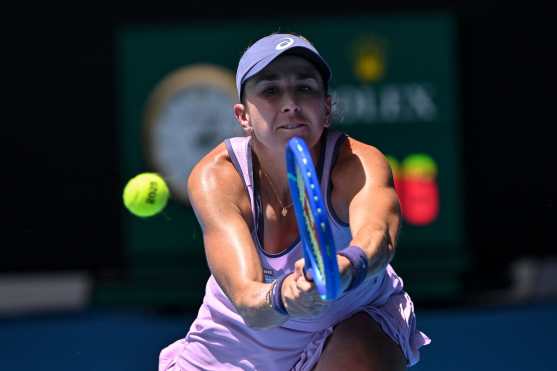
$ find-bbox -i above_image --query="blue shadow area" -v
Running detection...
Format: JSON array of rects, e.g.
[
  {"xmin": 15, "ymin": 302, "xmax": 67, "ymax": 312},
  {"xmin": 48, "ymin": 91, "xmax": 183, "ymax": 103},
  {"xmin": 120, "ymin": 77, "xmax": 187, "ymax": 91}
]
[
  {"xmin": 414, "ymin": 301, "xmax": 556, "ymax": 371},
  {"xmin": 0, "ymin": 310, "xmax": 193, "ymax": 371},
  {"xmin": 1, "ymin": 301, "xmax": 555, "ymax": 371}
]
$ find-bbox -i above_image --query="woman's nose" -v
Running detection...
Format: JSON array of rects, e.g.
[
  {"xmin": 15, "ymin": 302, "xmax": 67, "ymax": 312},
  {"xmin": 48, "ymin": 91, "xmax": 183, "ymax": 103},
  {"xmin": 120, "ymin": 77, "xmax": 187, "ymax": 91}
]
[{"xmin": 281, "ymin": 93, "xmax": 301, "ymax": 113}]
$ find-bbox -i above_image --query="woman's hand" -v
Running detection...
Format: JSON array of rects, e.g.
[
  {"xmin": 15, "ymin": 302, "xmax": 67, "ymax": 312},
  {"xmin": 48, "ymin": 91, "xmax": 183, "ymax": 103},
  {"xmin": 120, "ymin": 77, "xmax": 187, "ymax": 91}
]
[{"xmin": 280, "ymin": 258, "xmax": 330, "ymax": 317}]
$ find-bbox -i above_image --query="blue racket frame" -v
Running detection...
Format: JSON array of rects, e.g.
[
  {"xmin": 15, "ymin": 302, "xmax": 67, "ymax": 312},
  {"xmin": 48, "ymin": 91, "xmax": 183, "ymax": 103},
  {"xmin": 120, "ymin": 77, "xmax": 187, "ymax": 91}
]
[{"xmin": 285, "ymin": 137, "xmax": 340, "ymax": 300}]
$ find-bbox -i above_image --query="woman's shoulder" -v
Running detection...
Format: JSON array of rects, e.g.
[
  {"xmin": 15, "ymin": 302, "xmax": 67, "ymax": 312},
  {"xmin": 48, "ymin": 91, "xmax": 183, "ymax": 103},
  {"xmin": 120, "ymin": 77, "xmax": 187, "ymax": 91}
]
[
  {"xmin": 333, "ymin": 136, "xmax": 388, "ymax": 177},
  {"xmin": 187, "ymin": 142, "xmax": 245, "ymax": 201},
  {"xmin": 187, "ymin": 141, "xmax": 254, "ymax": 227}
]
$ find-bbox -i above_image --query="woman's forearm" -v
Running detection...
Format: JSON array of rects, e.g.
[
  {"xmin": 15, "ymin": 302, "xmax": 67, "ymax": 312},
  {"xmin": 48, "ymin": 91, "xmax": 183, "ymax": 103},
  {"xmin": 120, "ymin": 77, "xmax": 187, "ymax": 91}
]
[
  {"xmin": 352, "ymin": 225, "xmax": 396, "ymax": 278},
  {"xmin": 234, "ymin": 280, "xmax": 289, "ymax": 329}
]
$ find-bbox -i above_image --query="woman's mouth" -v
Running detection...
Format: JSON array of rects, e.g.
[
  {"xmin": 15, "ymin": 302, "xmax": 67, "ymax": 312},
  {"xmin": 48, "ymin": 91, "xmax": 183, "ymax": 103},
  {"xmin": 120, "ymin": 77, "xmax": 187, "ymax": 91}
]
[{"xmin": 280, "ymin": 123, "xmax": 305, "ymax": 130}]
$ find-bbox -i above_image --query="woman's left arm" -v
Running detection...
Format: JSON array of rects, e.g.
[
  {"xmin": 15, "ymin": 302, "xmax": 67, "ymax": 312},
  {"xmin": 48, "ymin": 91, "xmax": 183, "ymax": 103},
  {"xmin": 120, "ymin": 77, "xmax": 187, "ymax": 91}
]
[{"xmin": 333, "ymin": 138, "xmax": 402, "ymax": 284}]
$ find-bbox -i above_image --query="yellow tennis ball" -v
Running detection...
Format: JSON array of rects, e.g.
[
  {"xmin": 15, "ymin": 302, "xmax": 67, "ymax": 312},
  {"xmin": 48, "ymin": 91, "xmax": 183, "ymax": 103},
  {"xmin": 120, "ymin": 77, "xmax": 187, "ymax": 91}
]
[{"xmin": 123, "ymin": 173, "xmax": 169, "ymax": 217}]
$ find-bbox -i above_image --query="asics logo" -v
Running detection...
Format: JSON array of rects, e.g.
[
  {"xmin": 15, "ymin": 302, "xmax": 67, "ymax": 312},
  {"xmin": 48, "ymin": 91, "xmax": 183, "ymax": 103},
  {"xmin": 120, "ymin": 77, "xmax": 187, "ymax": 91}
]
[{"xmin": 276, "ymin": 37, "xmax": 294, "ymax": 50}]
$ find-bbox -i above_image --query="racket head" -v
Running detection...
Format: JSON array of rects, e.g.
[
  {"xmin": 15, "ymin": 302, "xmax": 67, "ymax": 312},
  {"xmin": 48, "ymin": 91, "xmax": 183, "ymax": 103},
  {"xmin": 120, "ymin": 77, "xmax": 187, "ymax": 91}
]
[{"xmin": 285, "ymin": 136, "xmax": 340, "ymax": 301}]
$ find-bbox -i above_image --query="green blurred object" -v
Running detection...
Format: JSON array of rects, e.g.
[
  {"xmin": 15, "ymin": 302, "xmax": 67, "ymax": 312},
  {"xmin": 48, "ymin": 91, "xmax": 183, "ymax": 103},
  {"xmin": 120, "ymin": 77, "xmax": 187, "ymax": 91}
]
[{"xmin": 402, "ymin": 154, "xmax": 438, "ymax": 178}]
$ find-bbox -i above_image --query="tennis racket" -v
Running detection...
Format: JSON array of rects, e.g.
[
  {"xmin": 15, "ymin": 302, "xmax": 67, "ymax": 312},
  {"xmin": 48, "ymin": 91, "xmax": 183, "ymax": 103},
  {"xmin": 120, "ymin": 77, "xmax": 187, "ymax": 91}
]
[{"xmin": 285, "ymin": 137, "xmax": 341, "ymax": 301}]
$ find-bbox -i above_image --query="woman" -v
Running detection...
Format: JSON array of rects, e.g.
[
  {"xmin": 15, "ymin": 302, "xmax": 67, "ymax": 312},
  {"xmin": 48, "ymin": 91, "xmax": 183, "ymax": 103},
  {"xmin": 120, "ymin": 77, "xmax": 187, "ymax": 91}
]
[{"xmin": 160, "ymin": 33, "xmax": 430, "ymax": 371}]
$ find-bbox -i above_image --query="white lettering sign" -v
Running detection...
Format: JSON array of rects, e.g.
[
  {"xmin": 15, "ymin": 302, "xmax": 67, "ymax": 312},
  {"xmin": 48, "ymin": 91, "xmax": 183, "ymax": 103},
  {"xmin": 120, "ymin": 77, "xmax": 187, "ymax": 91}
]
[{"xmin": 331, "ymin": 83, "xmax": 437, "ymax": 124}]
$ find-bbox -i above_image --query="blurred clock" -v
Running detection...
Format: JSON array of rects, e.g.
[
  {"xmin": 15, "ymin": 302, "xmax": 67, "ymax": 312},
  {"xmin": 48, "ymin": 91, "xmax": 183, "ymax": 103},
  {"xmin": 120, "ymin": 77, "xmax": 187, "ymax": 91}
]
[{"xmin": 143, "ymin": 65, "xmax": 244, "ymax": 205}]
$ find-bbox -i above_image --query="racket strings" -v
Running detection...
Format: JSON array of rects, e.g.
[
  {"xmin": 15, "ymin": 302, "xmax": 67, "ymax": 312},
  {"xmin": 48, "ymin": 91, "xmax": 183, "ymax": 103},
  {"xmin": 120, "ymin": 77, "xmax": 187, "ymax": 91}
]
[{"xmin": 296, "ymin": 166, "xmax": 325, "ymax": 277}]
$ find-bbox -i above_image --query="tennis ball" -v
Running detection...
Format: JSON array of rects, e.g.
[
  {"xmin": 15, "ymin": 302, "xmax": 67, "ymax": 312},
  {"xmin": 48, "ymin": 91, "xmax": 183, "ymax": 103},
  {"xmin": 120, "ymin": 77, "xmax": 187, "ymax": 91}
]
[{"xmin": 123, "ymin": 172, "xmax": 169, "ymax": 217}]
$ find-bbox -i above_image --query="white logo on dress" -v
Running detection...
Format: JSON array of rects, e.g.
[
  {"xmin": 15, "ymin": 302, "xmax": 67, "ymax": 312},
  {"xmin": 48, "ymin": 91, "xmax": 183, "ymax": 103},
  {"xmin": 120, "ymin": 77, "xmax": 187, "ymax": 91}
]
[{"xmin": 276, "ymin": 37, "xmax": 294, "ymax": 50}]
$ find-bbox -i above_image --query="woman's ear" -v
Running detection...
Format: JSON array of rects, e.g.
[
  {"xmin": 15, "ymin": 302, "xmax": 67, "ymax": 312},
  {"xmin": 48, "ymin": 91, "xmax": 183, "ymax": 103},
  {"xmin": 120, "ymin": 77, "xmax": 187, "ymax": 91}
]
[{"xmin": 233, "ymin": 103, "xmax": 252, "ymax": 134}]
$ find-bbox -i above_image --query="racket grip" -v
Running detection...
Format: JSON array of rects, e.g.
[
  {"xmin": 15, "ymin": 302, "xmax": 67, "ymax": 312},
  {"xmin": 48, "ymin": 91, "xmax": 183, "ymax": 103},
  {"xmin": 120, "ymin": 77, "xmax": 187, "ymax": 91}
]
[{"xmin": 303, "ymin": 267, "xmax": 314, "ymax": 281}]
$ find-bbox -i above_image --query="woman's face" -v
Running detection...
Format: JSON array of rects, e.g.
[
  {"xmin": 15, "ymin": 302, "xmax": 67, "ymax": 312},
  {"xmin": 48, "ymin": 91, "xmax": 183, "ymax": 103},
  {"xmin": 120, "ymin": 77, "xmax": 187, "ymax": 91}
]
[{"xmin": 234, "ymin": 55, "xmax": 331, "ymax": 152}]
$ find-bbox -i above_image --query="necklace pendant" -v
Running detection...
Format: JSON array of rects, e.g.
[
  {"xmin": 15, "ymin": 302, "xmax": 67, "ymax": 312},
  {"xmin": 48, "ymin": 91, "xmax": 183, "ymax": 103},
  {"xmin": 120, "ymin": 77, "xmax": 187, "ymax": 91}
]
[{"xmin": 281, "ymin": 207, "xmax": 288, "ymax": 217}]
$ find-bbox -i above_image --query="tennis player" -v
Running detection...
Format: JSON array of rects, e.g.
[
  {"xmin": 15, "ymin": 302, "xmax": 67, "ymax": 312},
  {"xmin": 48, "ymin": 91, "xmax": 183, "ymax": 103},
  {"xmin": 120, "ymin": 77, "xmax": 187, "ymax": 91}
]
[{"xmin": 159, "ymin": 33, "xmax": 430, "ymax": 371}]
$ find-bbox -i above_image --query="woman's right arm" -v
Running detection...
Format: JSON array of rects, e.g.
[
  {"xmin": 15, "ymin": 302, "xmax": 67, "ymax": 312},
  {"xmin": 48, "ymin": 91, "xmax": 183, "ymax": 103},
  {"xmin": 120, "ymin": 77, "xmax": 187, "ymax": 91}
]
[{"xmin": 187, "ymin": 145, "xmax": 287, "ymax": 329}]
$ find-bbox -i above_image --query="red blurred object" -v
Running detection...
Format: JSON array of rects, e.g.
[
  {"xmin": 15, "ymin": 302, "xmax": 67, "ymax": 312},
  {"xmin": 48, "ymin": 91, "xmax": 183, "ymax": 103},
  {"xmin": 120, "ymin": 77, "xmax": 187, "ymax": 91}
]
[{"xmin": 399, "ymin": 178, "xmax": 439, "ymax": 225}]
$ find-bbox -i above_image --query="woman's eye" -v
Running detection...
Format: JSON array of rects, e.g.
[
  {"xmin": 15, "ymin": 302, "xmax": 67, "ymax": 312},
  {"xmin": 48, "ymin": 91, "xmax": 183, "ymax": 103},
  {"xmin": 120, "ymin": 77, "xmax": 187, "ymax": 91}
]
[
  {"xmin": 298, "ymin": 85, "xmax": 316, "ymax": 93},
  {"xmin": 262, "ymin": 87, "xmax": 277, "ymax": 95}
]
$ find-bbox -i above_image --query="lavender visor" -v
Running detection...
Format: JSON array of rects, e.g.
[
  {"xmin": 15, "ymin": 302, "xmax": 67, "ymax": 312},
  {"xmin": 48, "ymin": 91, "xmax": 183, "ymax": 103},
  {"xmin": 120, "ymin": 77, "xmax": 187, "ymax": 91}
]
[{"xmin": 235, "ymin": 34, "xmax": 332, "ymax": 100}]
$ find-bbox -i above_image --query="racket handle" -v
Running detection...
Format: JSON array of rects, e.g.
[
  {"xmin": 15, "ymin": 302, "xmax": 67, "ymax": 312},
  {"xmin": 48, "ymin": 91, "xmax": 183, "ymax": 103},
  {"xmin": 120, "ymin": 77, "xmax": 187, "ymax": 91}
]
[{"xmin": 303, "ymin": 267, "xmax": 314, "ymax": 282}]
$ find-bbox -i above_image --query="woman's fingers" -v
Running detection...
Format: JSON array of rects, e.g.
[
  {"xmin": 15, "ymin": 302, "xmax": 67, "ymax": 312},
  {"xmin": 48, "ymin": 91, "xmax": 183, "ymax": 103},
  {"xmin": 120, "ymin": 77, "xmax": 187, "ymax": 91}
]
[
  {"xmin": 294, "ymin": 258, "xmax": 313, "ymax": 281},
  {"xmin": 281, "ymin": 268, "xmax": 327, "ymax": 316}
]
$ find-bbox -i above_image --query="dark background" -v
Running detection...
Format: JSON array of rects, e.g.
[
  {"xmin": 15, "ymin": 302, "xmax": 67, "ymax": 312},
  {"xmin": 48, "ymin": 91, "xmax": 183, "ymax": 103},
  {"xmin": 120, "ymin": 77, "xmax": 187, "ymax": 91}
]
[{"xmin": 6, "ymin": 1, "xmax": 554, "ymax": 306}]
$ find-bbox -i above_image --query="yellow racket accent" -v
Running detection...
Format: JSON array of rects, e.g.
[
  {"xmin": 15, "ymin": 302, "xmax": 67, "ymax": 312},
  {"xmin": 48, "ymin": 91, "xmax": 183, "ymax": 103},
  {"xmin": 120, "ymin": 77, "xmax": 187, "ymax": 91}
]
[{"xmin": 297, "ymin": 166, "xmax": 325, "ymax": 277}]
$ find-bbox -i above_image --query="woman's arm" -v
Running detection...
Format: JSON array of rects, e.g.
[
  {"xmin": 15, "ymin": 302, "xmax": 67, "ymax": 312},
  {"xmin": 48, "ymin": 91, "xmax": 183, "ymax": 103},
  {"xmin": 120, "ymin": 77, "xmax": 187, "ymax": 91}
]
[
  {"xmin": 333, "ymin": 138, "xmax": 401, "ymax": 282},
  {"xmin": 187, "ymin": 145, "xmax": 287, "ymax": 329}
]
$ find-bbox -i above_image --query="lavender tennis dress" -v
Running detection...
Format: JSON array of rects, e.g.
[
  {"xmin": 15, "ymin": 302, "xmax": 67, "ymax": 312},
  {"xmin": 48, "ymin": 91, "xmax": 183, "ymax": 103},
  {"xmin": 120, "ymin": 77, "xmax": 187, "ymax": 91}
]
[{"xmin": 159, "ymin": 130, "xmax": 430, "ymax": 370}]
